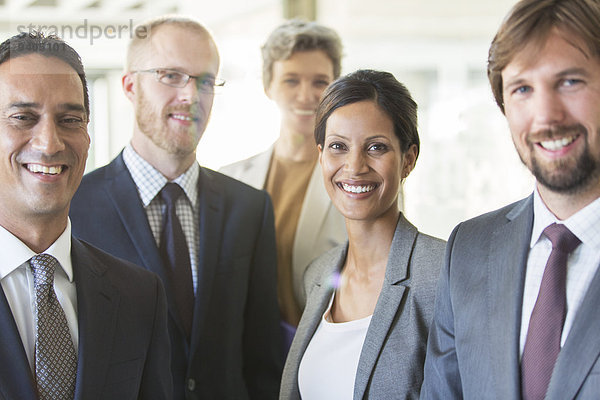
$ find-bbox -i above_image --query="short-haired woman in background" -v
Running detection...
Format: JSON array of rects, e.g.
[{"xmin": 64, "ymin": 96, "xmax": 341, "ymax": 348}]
[{"xmin": 220, "ymin": 20, "xmax": 347, "ymax": 352}]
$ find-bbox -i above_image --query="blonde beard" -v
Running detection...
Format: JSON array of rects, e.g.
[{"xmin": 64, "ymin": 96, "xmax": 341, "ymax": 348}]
[{"xmin": 134, "ymin": 82, "xmax": 204, "ymax": 157}]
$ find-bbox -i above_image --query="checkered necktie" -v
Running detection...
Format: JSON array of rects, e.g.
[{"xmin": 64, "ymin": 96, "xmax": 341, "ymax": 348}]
[
  {"xmin": 30, "ymin": 254, "xmax": 77, "ymax": 400},
  {"xmin": 521, "ymin": 223, "xmax": 581, "ymax": 400}
]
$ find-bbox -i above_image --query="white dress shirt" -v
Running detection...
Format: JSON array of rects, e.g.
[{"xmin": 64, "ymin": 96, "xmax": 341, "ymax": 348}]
[
  {"xmin": 123, "ymin": 144, "xmax": 200, "ymax": 292},
  {"xmin": 520, "ymin": 188, "xmax": 600, "ymax": 356},
  {"xmin": 0, "ymin": 221, "xmax": 78, "ymax": 370}
]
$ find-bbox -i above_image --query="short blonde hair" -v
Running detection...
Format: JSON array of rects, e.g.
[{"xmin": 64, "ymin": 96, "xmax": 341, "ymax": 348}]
[{"xmin": 126, "ymin": 15, "xmax": 216, "ymax": 71}]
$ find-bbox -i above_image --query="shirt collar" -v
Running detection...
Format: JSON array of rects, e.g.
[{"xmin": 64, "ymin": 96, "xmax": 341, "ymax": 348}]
[
  {"xmin": 0, "ymin": 220, "xmax": 73, "ymax": 282},
  {"xmin": 531, "ymin": 186, "xmax": 600, "ymax": 251},
  {"xmin": 123, "ymin": 144, "xmax": 199, "ymax": 207}
]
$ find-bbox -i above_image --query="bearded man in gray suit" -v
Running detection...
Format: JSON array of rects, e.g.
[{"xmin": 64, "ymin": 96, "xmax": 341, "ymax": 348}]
[{"xmin": 421, "ymin": 0, "xmax": 600, "ymax": 399}]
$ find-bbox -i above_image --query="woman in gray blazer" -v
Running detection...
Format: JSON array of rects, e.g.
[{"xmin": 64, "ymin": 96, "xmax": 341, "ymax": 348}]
[{"xmin": 280, "ymin": 70, "xmax": 445, "ymax": 400}]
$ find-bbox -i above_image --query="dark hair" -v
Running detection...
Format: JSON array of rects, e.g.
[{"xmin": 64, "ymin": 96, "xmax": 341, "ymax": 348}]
[
  {"xmin": 0, "ymin": 31, "xmax": 90, "ymax": 118},
  {"xmin": 488, "ymin": 0, "xmax": 600, "ymax": 113},
  {"xmin": 315, "ymin": 69, "xmax": 419, "ymax": 159},
  {"xmin": 261, "ymin": 19, "xmax": 343, "ymax": 91}
]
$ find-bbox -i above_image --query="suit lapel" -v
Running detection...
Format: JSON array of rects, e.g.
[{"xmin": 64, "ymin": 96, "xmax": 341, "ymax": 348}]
[
  {"xmin": 353, "ymin": 215, "xmax": 414, "ymax": 399},
  {"xmin": 239, "ymin": 147, "xmax": 272, "ymax": 189},
  {"xmin": 104, "ymin": 156, "xmax": 165, "ymax": 282},
  {"xmin": 293, "ymin": 163, "xmax": 331, "ymax": 284},
  {"xmin": 189, "ymin": 168, "xmax": 224, "ymax": 355},
  {"xmin": 104, "ymin": 155, "xmax": 186, "ymax": 336},
  {"xmin": 547, "ymin": 263, "xmax": 600, "ymax": 400},
  {"xmin": 0, "ymin": 288, "xmax": 37, "ymax": 400},
  {"xmin": 288, "ymin": 247, "xmax": 345, "ymax": 397},
  {"xmin": 71, "ymin": 238, "xmax": 119, "ymax": 400},
  {"xmin": 486, "ymin": 196, "xmax": 533, "ymax": 398}
]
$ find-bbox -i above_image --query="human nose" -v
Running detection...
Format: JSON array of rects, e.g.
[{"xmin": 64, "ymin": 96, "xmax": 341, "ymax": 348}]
[
  {"xmin": 31, "ymin": 117, "xmax": 65, "ymax": 155},
  {"xmin": 344, "ymin": 148, "xmax": 369, "ymax": 175},
  {"xmin": 297, "ymin": 81, "xmax": 316, "ymax": 103},
  {"xmin": 177, "ymin": 78, "xmax": 201, "ymax": 102},
  {"xmin": 532, "ymin": 88, "xmax": 566, "ymax": 128}
]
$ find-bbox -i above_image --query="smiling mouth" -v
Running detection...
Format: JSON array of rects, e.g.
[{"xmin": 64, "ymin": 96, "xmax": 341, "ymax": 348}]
[
  {"xmin": 339, "ymin": 182, "xmax": 377, "ymax": 194},
  {"xmin": 169, "ymin": 113, "xmax": 198, "ymax": 122},
  {"xmin": 539, "ymin": 135, "xmax": 578, "ymax": 151},
  {"xmin": 26, "ymin": 163, "xmax": 64, "ymax": 175}
]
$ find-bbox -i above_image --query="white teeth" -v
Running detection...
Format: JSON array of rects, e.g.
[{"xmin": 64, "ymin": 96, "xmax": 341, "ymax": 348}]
[
  {"xmin": 27, "ymin": 164, "xmax": 63, "ymax": 174},
  {"xmin": 342, "ymin": 183, "xmax": 375, "ymax": 193},
  {"xmin": 294, "ymin": 109, "xmax": 315, "ymax": 116},
  {"xmin": 171, "ymin": 114, "xmax": 193, "ymax": 121},
  {"xmin": 540, "ymin": 136, "xmax": 575, "ymax": 151}
]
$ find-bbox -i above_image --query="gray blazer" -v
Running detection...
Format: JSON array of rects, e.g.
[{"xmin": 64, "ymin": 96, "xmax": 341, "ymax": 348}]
[
  {"xmin": 421, "ymin": 195, "xmax": 600, "ymax": 399},
  {"xmin": 280, "ymin": 214, "xmax": 445, "ymax": 400}
]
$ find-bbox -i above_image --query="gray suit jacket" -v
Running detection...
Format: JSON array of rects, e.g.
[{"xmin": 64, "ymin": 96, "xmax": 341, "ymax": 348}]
[
  {"xmin": 421, "ymin": 195, "xmax": 600, "ymax": 399},
  {"xmin": 280, "ymin": 214, "xmax": 445, "ymax": 400}
]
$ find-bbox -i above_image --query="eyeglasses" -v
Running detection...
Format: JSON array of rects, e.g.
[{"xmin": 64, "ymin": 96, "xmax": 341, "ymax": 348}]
[{"xmin": 132, "ymin": 68, "xmax": 226, "ymax": 94}]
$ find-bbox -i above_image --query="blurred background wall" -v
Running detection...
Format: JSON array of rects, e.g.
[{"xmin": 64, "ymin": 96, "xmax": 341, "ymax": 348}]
[{"xmin": 0, "ymin": 0, "xmax": 533, "ymax": 239}]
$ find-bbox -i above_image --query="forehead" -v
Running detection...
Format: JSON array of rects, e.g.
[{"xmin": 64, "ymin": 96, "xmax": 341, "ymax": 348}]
[
  {"xmin": 142, "ymin": 25, "xmax": 219, "ymax": 74},
  {"xmin": 0, "ymin": 54, "xmax": 84, "ymax": 107},
  {"xmin": 327, "ymin": 100, "xmax": 394, "ymax": 137},
  {"xmin": 502, "ymin": 30, "xmax": 596, "ymax": 83},
  {"xmin": 272, "ymin": 50, "xmax": 334, "ymax": 77}
]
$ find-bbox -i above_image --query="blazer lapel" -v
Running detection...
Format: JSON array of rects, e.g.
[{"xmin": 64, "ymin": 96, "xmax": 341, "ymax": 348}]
[
  {"xmin": 104, "ymin": 156, "xmax": 165, "ymax": 282},
  {"xmin": 0, "ymin": 288, "xmax": 37, "ymax": 400},
  {"xmin": 104, "ymin": 155, "xmax": 187, "ymax": 336},
  {"xmin": 353, "ymin": 215, "xmax": 414, "ymax": 400},
  {"xmin": 293, "ymin": 163, "xmax": 331, "ymax": 287},
  {"xmin": 238, "ymin": 147, "xmax": 272, "ymax": 190},
  {"xmin": 287, "ymin": 246, "xmax": 345, "ymax": 398},
  {"xmin": 486, "ymin": 196, "xmax": 533, "ymax": 398},
  {"xmin": 189, "ymin": 168, "xmax": 224, "ymax": 355},
  {"xmin": 71, "ymin": 238, "xmax": 119, "ymax": 400},
  {"xmin": 547, "ymin": 263, "xmax": 600, "ymax": 400}
]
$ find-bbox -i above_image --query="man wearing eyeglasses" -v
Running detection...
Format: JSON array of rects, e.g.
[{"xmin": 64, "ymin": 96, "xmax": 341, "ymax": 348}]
[{"xmin": 70, "ymin": 15, "xmax": 283, "ymax": 400}]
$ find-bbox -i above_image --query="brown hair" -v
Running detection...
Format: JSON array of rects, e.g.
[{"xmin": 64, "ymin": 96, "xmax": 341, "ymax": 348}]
[{"xmin": 488, "ymin": 0, "xmax": 600, "ymax": 113}]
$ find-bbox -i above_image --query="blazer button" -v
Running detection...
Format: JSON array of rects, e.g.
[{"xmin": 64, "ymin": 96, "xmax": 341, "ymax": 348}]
[{"xmin": 187, "ymin": 378, "xmax": 196, "ymax": 392}]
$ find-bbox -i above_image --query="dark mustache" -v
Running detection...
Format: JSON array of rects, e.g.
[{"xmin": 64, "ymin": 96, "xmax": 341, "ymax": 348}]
[{"xmin": 17, "ymin": 153, "xmax": 73, "ymax": 165}]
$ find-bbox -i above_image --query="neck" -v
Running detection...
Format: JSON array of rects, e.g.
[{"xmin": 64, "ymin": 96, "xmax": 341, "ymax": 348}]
[
  {"xmin": 274, "ymin": 126, "xmax": 318, "ymax": 162},
  {"xmin": 344, "ymin": 208, "xmax": 399, "ymax": 274},
  {"xmin": 0, "ymin": 214, "xmax": 67, "ymax": 254},
  {"xmin": 538, "ymin": 182, "xmax": 600, "ymax": 220},
  {"xmin": 130, "ymin": 135, "xmax": 196, "ymax": 181}
]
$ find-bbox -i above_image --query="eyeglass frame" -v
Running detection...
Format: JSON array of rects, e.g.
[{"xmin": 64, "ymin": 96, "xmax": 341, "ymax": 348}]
[{"xmin": 131, "ymin": 68, "xmax": 226, "ymax": 94}]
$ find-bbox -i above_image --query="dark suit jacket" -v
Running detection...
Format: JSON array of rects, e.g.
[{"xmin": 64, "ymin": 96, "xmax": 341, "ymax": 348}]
[
  {"xmin": 421, "ymin": 195, "xmax": 600, "ymax": 399},
  {"xmin": 0, "ymin": 237, "xmax": 172, "ymax": 400},
  {"xmin": 70, "ymin": 152, "xmax": 282, "ymax": 400},
  {"xmin": 281, "ymin": 214, "xmax": 446, "ymax": 400}
]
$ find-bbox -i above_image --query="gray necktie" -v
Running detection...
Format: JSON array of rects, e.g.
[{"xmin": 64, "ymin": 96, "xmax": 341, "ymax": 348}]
[
  {"xmin": 521, "ymin": 223, "xmax": 581, "ymax": 400},
  {"xmin": 30, "ymin": 254, "xmax": 77, "ymax": 400}
]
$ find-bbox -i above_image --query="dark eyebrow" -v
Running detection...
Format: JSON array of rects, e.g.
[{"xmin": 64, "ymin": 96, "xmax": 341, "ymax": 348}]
[
  {"xmin": 59, "ymin": 103, "xmax": 87, "ymax": 113},
  {"xmin": 7, "ymin": 102, "xmax": 86, "ymax": 113},
  {"xmin": 8, "ymin": 102, "xmax": 40, "ymax": 110}
]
